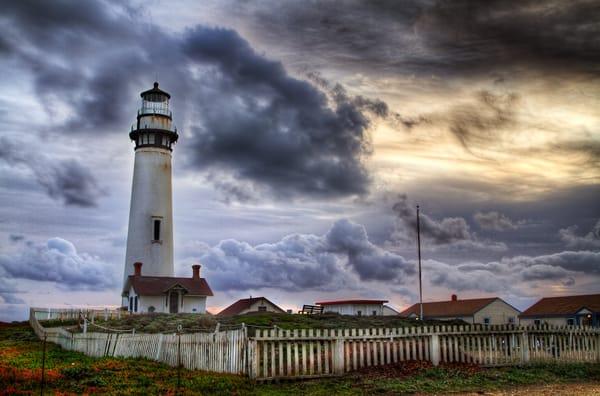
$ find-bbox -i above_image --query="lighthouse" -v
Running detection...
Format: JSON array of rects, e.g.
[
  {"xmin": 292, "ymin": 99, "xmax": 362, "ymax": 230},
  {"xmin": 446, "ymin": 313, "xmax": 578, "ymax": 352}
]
[{"xmin": 123, "ymin": 82, "xmax": 178, "ymax": 286}]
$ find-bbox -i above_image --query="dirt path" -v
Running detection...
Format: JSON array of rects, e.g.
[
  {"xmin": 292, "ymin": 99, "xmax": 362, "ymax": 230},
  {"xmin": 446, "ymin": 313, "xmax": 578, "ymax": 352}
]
[{"xmin": 457, "ymin": 382, "xmax": 600, "ymax": 395}]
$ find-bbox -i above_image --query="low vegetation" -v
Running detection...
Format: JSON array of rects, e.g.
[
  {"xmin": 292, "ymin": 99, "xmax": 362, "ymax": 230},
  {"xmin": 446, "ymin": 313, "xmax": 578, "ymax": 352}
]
[
  {"xmin": 62, "ymin": 312, "xmax": 467, "ymax": 334},
  {"xmin": 2, "ymin": 321, "xmax": 600, "ymax": 395}
]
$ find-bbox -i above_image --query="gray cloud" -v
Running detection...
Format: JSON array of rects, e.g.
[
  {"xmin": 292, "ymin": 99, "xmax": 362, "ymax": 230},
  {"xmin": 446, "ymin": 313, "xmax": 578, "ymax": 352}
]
[
  {"xmin": 0, "ymin": 278, "xmax": 25, "ymax": 305},
  {"xmin": 230, "ymin": 0, "xmax": 600, "ymax": 77},
  {"xmin": 425, "ymin": 249, "xmax": 600, "ymax": 295},
  {"xmin": 1, "ymin": 1, "xmax": 390, "ymax": 201},
  {"xmin": 559, "ymin": 219, "xmax": 600, "ymax": 250},
  {"xmin": 0, "ymin": 138, "xmax": 105, "ymax": 207},
  {"xmin": 0, "ymin": 237, "xmax": 118, "ymax": 290},
  {"xmin": 474, "ymin": 211, "xmax": 522, "ymax": 231},
  {"xmin": 200, "ymin": 219, "xmax": 414, "ymax": 292}
]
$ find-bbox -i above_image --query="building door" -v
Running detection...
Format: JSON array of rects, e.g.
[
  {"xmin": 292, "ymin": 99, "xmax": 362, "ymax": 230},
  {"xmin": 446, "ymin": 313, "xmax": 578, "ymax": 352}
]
[{"xmin": 169, "ymin": 292, "xmax": 179, "ymax": 313}]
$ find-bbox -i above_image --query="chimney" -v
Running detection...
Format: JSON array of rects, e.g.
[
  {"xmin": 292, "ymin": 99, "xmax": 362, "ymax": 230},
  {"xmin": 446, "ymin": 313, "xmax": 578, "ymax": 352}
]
[
  {"xmin": 134, "ymin": 262, "xmax": 143, "ymax": 276},
  {"xmin": 451, "ymin": 294, "xmax": 457, "ymax": 302},
  {"xmin": 192, "ymin": 264, "xmax": 201, "ymax": 280}
]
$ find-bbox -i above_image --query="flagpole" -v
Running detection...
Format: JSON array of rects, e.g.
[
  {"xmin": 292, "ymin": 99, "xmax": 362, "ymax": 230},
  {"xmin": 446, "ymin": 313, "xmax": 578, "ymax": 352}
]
[{"xmin": 417, "ymin": 205, "xmax": 423, "ymax": 320}]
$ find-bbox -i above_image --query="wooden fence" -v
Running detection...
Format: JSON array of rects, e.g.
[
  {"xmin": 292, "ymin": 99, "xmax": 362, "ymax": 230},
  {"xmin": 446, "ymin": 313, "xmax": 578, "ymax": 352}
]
[
  {"xmin": 29, "ymin": 308, "xmax": 247, "ymax": 374},
  {"xmin": 248, "ymin": 325, "xmax": 600, "ymax": 380},
  {"xmin": 30, "ymin": 309, "xmax": 600, "ymax": 380},
  {"xmin": 32, "ymin": 307, "xmax": 125, "ymax": 321}
]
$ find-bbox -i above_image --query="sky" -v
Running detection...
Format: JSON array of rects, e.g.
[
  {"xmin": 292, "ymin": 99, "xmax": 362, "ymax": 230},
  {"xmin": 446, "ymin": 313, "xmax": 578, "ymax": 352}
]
[{"xmin": 0, "ymin": 0, "xmax": 599, "ymax": 321}]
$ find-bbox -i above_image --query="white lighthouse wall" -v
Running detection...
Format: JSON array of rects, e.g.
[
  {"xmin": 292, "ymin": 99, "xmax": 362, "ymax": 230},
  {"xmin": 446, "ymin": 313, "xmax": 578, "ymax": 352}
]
[{"xmin": 123, "ymin": 147, "xmax": 174, "ymax": 286}]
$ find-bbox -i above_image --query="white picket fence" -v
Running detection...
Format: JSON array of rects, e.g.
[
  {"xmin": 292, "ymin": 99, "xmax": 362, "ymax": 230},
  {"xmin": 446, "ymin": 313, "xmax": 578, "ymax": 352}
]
[
  {"xmin": 29, "ymin": 308, "xmax": 247, "ymax": 374},
  {"xmin": 32, "ymin": 307, "xmax": 125, "ymax": 321},
  {"xmin": 248, "ymin": 325, "xmax": 600, "ymax": 380},
  {"xmin": 30, "ymin": 308, "xmax": 600, "ymax": 380}
]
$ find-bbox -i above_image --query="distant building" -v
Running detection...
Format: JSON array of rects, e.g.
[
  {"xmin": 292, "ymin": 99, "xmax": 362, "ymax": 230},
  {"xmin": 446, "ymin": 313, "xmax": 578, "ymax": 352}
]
[
  {"xmin": 316, "ymin": 299, "xmax": 389, "ymax": 316},
  {"xmin": 218, "ymin": 297, "xmax": 286, "ymax": 316},
  {"xmin": 520, "ymin": 293, "xmax": 600, "ymax": 327},
  {"xmin": 122, "ymin": 263, "xmax": 213, "ymax": 314},
  {"xmin": 400, "ymin": 295, "xmax": 520, "ymax": 325},
  {"xmin": 382, "ymin": 305, "xmax": 401, "ymax": 316}
]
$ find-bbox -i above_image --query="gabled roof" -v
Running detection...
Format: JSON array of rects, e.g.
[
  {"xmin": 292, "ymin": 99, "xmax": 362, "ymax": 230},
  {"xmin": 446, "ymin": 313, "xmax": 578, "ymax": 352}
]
[
  {"xmin": 316, "ymin": 299, "xmax": 388, "ymax": 306},
  {"xmin": 217, "ymin": 297, "xmax": 285, "ymax": 316},
  {"xmin": 125, "ymin": 276, "xmax": 213, "ymax": 296},
  {"xmin": 400, "ymin": 297, "xmax": 504, "ymax": 318},
  {"xmin": 520, "ymin": 294, "xmax": 600, "ymax": 317}
]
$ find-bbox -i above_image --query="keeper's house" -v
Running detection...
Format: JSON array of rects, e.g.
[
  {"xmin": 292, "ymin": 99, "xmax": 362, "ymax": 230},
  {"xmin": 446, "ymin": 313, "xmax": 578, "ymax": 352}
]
[
  {"xmin": 519, "ymin": 293, "xmax": 600, "ymax": 327},
  {"xmin": 316, "ymin": 299, "xmax": 389, "ymax": 316},
  {"xmin": 400, "ymin": 295, "xmax": 521, "ymax": 325},
  {"xmin": 122, "ymin": 262, "xmax": 213, "ymax": 314},
  {"xmin": 217, "ymin": 297, "xmax": 286, "ymax": 316}
]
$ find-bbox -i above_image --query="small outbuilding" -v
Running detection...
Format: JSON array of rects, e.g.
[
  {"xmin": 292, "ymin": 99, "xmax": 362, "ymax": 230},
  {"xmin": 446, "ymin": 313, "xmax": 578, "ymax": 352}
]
[
  {"xmin": 218, "ymin": 297, "xmax": 286, "ymax": 316},
  {"xmin": 382, "ymin": 305, "xmax": 401, "ymax": 316},
  {"xmin": 400, "ymin": 295, "xmax": 520, "ymax": 325},
  {"xmin": 315, "ymin": 299, "xmax": 389, "ymax": 316},
  {"xmin": 122, "ymin": 262, "xmax": 213, "ymax": 314},
  {"xmin": 519, "ymin": 293, "xmax": 600, "ymax": 327}
]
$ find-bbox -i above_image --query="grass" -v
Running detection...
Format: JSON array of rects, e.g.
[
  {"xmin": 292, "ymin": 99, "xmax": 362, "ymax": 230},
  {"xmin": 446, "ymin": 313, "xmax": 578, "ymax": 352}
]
[
  {"xmin": 60, "ymin": 312, "xmax": 467, "ymax": 334},
  {"xmin": 1, "ymin": 322, "xmax": 599, "ymax": 395}
]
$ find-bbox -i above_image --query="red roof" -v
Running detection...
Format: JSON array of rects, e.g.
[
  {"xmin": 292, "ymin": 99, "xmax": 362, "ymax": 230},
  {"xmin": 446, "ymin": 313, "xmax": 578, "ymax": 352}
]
[
  {"xmin": 520, "ymin": 294, "xmax": 600, "ymax": 317},
  {"xmin": 316, "ymin": 299, "xmax": 388, "ymax": 306},
  {"xmin": 124, "ymin": 276, "xmax": 213, "ymax": 296},
  {"xmin": 400, "ymin": 297, "xmax": 502, "ymax": 318},
  {"xmin": 217, "ymin": 297, "xmax": 285, "ymax": 316}
]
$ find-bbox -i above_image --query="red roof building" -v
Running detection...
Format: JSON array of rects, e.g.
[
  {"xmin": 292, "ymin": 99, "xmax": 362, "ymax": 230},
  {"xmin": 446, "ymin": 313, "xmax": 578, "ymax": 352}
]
[
  {"xmin": 400, "ymin": 295, "xmax": 521, "ymax": 325},
  {"xmin": 520, "ymin": 293, "xmax": 600, "ymax": 327},
  {"xmin": 217, "ymin": 297, "xmax": 286, "ymax": 316},
  {"xmin": 122, "ymin": 262, "xmax": 213, "ymax": 314}
]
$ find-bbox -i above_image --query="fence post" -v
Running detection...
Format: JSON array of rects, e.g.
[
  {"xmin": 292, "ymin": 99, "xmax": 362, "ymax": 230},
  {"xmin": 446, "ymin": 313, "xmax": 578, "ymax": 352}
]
[
  {"xmin": 247, "ymin": 339, "xmax": 258, "ymax": 379},
  {"xmin": 333, "ymin": 336, "xmax": 345, "ymax": 375},
  {"xmin": 596, "ymin": 333, "xmax": 600, "ymax": 363},
  {"xmin": 40, "ymin": 333, "xmax": 47, "ymax": 396},
  {"xmin": 521, "ymin": 329, "xmax": 530, "ymax": 364},
  {"xmin": 430, "ymin": 334, "xmax": 440, "ymax": 366}
]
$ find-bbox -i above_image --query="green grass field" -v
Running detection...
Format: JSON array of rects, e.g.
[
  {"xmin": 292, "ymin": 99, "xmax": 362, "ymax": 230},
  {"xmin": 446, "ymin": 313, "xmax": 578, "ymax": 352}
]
[{"xmin": 2, "ymin": 322, "xmax": 599, "ymax": 395}]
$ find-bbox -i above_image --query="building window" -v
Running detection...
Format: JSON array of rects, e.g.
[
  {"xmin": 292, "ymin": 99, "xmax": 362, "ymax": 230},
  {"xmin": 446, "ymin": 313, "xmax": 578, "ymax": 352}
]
[
  {"xmin": 508, "ymin": 317, "xmax": 515, "ymax": 324},
  {"xmin": 567, "ymin": 318, "xmax": 575, "ymax": 326},
  {"xmin": 483, "ymin": 317, "xmax": 490, "ymax": 325},
  {"xmin": 134, "ymin": 296, "xmax": 138, "ymax": 312},
  {"xmin": 534, "ymin": 319, "xmax": 541, "ymax": 326},
  {"xmin": 153, "ymin": 219, "xmax": 161, "ymax": 241},
  {"xmin": 372, "ymin": 310, "xmax": 377, "ymax": 316},
  {"xmin": 258, "ymin": 306, "xmax": 267, "ymax": 312},
  {"xmin": 129, "ymin": 297, "xmax": 133, "ymax": 312},
  {"xmin": 357, "ymin": 310, "xmax": 362, "ymax": 317},
  {"xmin": 148, "ymin": 133, "xmax": 155, "ymax": 144}
]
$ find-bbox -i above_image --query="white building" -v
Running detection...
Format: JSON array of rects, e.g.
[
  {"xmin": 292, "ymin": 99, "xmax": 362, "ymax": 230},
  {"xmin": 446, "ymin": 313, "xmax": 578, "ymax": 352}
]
[
  {"xmin": 217, "ymin": 297, "xmax": 286, "ymax": 316},
  {"xmin": 382, "ymin": 305, "xmax": 401, "ymax": 316},
  {"xmin": 400, "ymin": 295, "xmax": 521, "ymax": 325},
  {"xmin": 123, "ymin": 263, "xmax": 213, "ymax": 314},
  {"xmin": 121, "ymin": 83, "xmax": 213, "ymax": 312},
  {"xmin": 316, "ymin": 299, "xmax": 389, "ymax": 316}
]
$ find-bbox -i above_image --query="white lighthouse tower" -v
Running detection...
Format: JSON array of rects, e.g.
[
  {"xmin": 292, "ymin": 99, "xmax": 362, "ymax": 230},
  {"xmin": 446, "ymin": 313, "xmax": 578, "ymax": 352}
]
[{"xmin": 123, "ymin": 82, "xmax": 178, "ymax": 286}]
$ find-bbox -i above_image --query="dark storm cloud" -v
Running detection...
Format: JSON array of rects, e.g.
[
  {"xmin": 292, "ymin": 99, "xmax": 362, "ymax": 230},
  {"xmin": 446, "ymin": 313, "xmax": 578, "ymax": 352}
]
[
  {"xmin": 234, "ymin": 0, "xmax": 600, "ymax": 76},
  {"xmin": 0, "ymin": 237, "xmax": 117, "ymax": 290},
  {"xmin": 200, "ymin": 219, "xmax": 415, "ymax": 292},
  {"xmin": 437, "ymin": 91, "xmax": 519, "ymax": 152},
  {"xmin": 182, "ymin": 26, "xmax": 377, "ymax": 198},
  {"xmin": 1, "ymin": 1, "xmax": 383, "ymax": 200},
  {"xmin": 0, "ymin": 138, "xmax": 105, "ymax": 207},
  {"xmin": 474, "ymin": 211, "xmax": 522, "ymax": 231}
]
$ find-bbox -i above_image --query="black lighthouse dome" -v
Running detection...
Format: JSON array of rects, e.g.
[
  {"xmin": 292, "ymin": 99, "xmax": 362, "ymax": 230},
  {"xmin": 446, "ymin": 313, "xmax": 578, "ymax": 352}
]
[{"xmin": 130, "ymin": 82, "xmax": 178, "ymax": 151}]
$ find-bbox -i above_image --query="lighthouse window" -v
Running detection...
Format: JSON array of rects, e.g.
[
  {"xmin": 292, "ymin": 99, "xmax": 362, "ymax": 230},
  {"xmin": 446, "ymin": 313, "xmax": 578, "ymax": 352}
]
[
  {"xmin": 153, "ymin": 219, "xmax": 161, "ymax": 241},
  {"xmin": 148, "ymin": 133, "xmax": 155, "ymax": 144}
]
